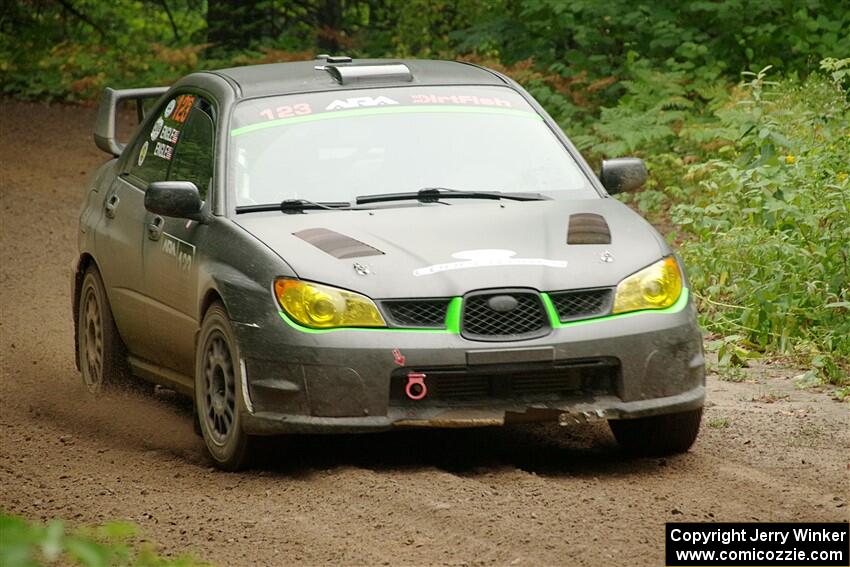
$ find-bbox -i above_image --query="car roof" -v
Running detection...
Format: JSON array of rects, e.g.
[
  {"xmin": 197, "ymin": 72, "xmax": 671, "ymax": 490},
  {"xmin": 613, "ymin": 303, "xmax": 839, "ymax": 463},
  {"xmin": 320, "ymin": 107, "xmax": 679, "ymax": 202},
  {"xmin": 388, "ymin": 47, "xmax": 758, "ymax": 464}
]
[{"xmin": 211, "ymin": 58, "xmax": 508, "ymax": 99}]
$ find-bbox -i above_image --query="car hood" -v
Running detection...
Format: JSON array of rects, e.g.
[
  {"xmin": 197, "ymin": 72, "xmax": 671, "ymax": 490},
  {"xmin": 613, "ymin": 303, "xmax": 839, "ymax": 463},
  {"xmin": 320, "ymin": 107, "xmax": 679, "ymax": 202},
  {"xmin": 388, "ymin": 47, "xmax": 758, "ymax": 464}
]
[{"xmin": 233, "ymin": 198, "xmax": 669, "ymax": 299}]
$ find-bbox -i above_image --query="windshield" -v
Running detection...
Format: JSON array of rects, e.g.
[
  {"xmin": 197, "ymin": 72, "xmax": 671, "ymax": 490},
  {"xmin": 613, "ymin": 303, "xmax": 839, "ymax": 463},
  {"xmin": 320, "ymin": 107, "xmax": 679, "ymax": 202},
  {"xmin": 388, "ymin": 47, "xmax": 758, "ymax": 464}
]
[{"xmin": 229, "ymin": 86, "xmax": 597, "ymax": 206}]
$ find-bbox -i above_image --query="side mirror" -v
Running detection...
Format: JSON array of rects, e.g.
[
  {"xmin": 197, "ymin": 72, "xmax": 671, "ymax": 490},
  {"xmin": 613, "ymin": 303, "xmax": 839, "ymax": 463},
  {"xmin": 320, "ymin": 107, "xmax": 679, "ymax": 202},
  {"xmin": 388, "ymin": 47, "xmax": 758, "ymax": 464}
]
[
  {"xmin": 145, "ymin": 181, "xmax": 208, "ymax": 222},
  {"xmin": 599, "ymin": 158, "xmax": 647, "ymax": 195}
]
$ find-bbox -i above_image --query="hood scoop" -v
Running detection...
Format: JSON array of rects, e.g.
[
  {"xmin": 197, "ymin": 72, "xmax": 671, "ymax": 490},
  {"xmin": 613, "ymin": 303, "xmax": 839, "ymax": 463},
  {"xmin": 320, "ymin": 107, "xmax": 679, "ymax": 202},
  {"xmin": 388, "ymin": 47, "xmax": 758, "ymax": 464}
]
[
  {"xmin": 293, "ymin": 228, "xmax": 385, "ymax": 259},
  {"xmin": 567, "ymin": 213, "xmax": 611, "ymax": 245}
]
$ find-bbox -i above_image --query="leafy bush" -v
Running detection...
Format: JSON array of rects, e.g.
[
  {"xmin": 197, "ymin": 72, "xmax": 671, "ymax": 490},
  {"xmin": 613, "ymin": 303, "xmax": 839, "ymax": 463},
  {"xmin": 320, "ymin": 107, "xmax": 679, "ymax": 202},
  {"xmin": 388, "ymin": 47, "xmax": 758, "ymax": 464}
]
[
  {"xmin": 0, "ymin": 514, "xmax": 207, "ymax": 567},
  {"xmin": 672, "ymin": 68, "xmax": 849, "ymax": 382},
  {"xmin": 3, "ymin": 0, "xmax": 849, "ymax": 104},
  {"xmin": 459, "ymin": 0, "xmax": 850, "ymax": 99},
  {"xmin": 585, "ymin": 63, "xmax": 849, "ymax": 383}
]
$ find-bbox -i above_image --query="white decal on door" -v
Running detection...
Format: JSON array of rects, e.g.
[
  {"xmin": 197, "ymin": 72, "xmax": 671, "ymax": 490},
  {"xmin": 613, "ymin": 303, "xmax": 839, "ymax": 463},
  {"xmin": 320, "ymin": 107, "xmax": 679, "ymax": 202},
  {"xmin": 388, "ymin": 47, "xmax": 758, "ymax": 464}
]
[{"xmin": 161, "ymin": 233, "xmax": 195, "ymax": 272}]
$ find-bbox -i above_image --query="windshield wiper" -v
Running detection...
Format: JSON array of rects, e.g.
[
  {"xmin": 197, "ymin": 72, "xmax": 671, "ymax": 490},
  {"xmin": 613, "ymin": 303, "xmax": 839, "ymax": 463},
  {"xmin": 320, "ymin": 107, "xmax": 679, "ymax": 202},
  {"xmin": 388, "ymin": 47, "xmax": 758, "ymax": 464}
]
[
  {"xmin": 235, "ymin": 188, "xmax": 548, "ymax": 213},
  {"xmin": 235, "ymin": 199, "xmax": 352, "ymax": 215},
  {"xmin": 355, "ymin": 187, "xmax": 549, "ymax": 205}
]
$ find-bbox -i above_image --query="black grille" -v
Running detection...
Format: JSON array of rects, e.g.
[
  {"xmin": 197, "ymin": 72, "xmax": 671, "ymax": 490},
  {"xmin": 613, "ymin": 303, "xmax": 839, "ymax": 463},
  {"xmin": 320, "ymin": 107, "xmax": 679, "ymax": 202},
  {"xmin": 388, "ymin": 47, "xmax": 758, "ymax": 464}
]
[
  {"xmin": 549, "ymin": 288, "xmax": 613, "ymax": 322},
  {"xmin": 461, "ymin": 291, "xmax": 549, "ymax": 341},
  {"xmin": 382, "ymin": 299, "xmax": 450, "ymax": 328},
  {"xmin": 390, "ymin": 358, "xmax": 618, "ymax": 404}
]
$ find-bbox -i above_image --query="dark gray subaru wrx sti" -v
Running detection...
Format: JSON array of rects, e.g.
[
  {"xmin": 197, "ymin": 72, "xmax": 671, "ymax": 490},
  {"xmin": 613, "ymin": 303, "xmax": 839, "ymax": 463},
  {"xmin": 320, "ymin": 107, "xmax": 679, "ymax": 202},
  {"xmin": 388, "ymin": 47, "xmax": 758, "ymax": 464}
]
[{"xmin": 73, "ymin": 57, "xmax": 705, "ymax": 470}]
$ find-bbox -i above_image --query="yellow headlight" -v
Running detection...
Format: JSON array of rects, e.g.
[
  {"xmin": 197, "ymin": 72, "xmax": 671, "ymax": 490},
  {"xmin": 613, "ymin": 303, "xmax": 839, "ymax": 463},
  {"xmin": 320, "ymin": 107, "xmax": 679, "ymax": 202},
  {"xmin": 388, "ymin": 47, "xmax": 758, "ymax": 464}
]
[
  {"xmin": 612, "ymin": 257, "xmax": 683, "ymax": 314},
  {"xmin": 274, "ymin": 279, "xmax": 386, "ymax": 328}
]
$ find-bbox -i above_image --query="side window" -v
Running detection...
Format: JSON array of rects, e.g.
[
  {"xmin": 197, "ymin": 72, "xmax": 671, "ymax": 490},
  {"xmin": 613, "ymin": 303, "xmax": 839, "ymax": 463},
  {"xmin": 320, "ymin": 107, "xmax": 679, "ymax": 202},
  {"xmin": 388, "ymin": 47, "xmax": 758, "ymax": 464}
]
[
  {"xmin": 169, "ymin": 104, "xmax": 215, "ymax": 200},
  {"xmin": 126, "ymin": 93, "xmax": 198, "ymax": 186}
]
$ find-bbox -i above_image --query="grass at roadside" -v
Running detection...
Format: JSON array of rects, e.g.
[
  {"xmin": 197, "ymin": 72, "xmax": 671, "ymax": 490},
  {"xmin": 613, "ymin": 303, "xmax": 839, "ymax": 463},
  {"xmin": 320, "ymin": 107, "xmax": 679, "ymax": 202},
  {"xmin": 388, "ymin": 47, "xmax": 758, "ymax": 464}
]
[{"xmin": 0, "ymin": 514, "xmax": 208, "ymax": 567}]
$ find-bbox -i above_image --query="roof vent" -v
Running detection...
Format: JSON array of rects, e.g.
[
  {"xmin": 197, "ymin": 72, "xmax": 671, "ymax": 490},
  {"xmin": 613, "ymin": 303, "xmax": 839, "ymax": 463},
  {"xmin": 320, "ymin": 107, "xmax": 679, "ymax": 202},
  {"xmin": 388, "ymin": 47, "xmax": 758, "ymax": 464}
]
[
  {"xmin": 316, "ymin": 54, "xmax": 352, "ymax": 63},
  {"xmin": 323, "ymin": 63, "xmax": 412, "ymax": 85}
]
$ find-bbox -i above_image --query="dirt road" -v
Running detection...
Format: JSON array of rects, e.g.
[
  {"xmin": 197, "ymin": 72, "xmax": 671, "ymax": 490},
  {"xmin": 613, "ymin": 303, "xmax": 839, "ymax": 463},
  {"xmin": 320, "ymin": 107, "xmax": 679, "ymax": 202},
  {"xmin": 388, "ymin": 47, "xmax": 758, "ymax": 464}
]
[{"xmin": 1, "ymin": 100, "xmax": 847, "ymax": 566}]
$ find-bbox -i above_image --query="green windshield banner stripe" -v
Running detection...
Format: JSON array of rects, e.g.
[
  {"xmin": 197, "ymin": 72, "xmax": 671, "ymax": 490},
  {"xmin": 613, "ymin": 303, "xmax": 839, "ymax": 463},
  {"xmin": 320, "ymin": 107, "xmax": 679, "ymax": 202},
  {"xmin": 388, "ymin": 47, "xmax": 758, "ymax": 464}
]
[{"xmin": 231, "ymin": 105, "xmax": 542, "ymax": 137}]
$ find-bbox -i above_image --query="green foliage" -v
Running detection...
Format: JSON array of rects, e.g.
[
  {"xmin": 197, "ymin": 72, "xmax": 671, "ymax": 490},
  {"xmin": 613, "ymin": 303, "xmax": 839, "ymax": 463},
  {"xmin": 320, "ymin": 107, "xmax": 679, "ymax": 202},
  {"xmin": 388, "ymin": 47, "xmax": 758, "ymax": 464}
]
[
  {"xmin": 572, "ymin": 58, "xmax": 701, "ymax": 157},
  {"xmin": 579, "ymin": 62, "xmax": 849, "ymax": 384},
  {"xmin": 458, "ymin": 0, "xmax": 849, "ymax": 99},
  {"xmin": 1, "ymin": 1, "xmax": 204, "ymax": 100},
  {"xmin": 2, "ymin": 0, "xmax": 849, "ymax": 104},
  {"xmin": 820, "ymin": 57, "xmax": 850, "ymax": 88},
  {"xmin": 708, "ymin": 417, "xmax": 731, "ymax": 428},
  {"xmin": 674, "ymin": 70, "xmax": 848, "ymax": 382},
  {"xmin": 707, "ymin": 334, "xmax": 762, "ymax": 368},
  {"xmin": 1, "ymin": 42, "xmax": 207, "ymax": 101},
  {"xmin": 0, "ymin": 514, "xmax": 207, "ymax": 567}
]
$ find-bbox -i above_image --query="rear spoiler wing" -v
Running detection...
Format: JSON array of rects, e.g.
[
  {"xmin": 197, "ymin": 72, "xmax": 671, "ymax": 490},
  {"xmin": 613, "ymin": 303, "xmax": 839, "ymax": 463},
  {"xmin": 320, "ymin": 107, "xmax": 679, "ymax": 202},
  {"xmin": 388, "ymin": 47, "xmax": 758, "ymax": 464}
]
[{"xmin": 94, "ymin": 86, "xmax": 169, "ymax": 156}]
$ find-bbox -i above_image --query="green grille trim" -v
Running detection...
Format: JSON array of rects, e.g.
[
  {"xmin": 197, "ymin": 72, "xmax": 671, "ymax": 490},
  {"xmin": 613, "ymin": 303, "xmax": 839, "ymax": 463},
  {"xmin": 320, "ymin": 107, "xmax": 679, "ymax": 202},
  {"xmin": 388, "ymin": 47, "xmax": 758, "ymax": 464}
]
[
  {"xmin": 278, "ymin": 311, "xmax": 450, "ymax": 334},
  {"xmin": 445, "ymin": 297, "xmax": 463, "ymax": 334},
  {"xmin": 277, "ymin": 289, "xmax": 688, "ymax": 335},
  {"xmin": 540, "ymin": 292, "xmax": 561, "ymax": 328},
  {"xmin": 541, "ymin": 288, "xmax": 690, "ymax": 329}
]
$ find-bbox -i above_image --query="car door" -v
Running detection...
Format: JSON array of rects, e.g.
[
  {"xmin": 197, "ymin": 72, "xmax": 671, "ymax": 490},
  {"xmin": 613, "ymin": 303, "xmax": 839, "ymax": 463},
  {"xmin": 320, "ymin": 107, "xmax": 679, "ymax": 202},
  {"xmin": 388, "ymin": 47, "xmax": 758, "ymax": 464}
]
[
  {"xmin": 94, "ymin": 103, "xmax": 174, "ymax": 363},
  {"xmin": 142, "ymin": 95, "xmax": 216, "ymax": 376}
]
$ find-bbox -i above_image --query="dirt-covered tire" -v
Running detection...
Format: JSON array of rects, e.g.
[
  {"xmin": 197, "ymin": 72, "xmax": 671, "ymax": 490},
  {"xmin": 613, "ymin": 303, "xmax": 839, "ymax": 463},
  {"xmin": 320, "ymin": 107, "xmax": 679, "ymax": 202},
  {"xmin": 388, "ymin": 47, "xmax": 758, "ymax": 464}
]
[
  {"xmin": 77, "ymin": 265, "xmax": 130, "ymax": 393},
  {"xmin": 195, "ymin": 302, "xmax": 255, "ymax": 471},
  {"xmin": 609, "ymin": 408, "xmax": 703, "ymax": 456}
]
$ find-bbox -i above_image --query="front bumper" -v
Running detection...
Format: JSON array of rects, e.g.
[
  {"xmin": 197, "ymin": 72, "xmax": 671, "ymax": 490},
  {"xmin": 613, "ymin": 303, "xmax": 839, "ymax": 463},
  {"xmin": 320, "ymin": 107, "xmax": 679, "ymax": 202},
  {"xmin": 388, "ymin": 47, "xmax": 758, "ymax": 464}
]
[{"xmin": 234, "ymin": 293, "xmax": 705, "ymax": 435}]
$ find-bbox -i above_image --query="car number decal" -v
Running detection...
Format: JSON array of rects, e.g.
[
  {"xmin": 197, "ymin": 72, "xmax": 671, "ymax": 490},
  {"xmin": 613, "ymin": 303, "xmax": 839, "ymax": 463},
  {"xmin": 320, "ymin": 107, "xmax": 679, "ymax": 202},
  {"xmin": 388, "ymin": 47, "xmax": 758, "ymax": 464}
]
[
  {"xmin": 161, "ymin": 233, "xmax": 195, "ymax": 272},
  {"xmin": 413, "ymin": 249, "xmax": 567, "ymax": 277},
  {"xmin": 172, "ymin": 94, "xmax": 195, "ymax": 123},
  {"xmin": 259, "ymin": 103, "xmax": 312, "ymax": 121}
]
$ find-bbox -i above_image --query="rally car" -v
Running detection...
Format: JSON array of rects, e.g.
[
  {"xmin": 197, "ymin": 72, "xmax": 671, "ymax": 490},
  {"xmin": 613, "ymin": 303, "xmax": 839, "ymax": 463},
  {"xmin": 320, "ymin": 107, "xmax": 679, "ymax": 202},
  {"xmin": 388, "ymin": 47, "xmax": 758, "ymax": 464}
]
[{"xmin": 74, "ymin": 56, "xmax": 705, "ymax": 470}]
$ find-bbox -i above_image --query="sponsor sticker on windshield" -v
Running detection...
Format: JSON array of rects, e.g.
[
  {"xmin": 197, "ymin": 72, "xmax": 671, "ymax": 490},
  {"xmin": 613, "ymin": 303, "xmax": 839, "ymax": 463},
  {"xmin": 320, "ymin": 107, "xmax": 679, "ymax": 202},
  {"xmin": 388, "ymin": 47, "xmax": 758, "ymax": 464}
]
[
  {"xmin": 163, "ymin": 98, "xmax": 176, "ymax": 118},
  {"xmin": 326, "ymin": 96, "xmax": 398, "ymax": 110},
  {"xmin": 137, "ymin": 141, "xmax": 148, "ymax": 166},
  {"xmin": 159, "ymin": 124, "xmax": 180, "ymax": 144},
  {"xmin": 153, "ymin": 141, "xmax": 173, "ymax": 160},
  {"xmin": 150, "ymin": 117, "xmax": 164, "ymax": 141},
  {"xmin": 410, "ymin": 93, "xmax": 512, "ymax": 107}
]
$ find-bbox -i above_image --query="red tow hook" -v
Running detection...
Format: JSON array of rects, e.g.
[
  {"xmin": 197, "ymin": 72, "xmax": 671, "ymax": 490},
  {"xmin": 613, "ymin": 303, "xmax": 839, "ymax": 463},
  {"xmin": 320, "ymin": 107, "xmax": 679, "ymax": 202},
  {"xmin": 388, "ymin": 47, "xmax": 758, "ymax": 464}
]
[{"xmin": 405, "ymin": 372, "xmax": 428, "ymax": 401}]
